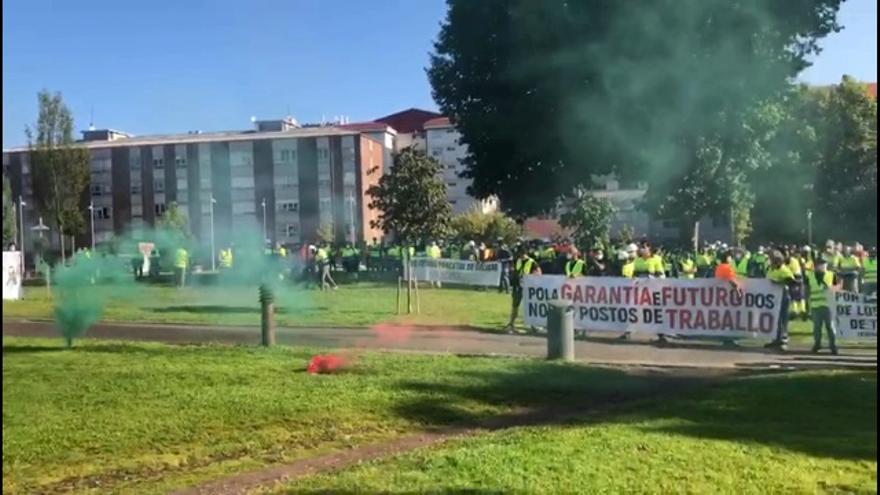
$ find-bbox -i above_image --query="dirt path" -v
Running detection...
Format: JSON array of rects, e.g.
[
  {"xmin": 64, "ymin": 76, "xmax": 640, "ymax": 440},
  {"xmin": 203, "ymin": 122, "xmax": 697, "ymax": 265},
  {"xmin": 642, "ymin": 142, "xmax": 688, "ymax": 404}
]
[
  {"xmin": 4, "ymin": 319, "xmax": 875, "ymax": 371},
  {"xmin": 170, "ymin": 369, "xmax": 728, "ymax": 495}
]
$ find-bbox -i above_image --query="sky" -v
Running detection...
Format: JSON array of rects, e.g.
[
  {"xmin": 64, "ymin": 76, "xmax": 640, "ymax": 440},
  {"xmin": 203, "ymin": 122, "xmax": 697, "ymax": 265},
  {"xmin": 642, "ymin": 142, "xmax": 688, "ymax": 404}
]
[{"xmin": 3, "ymin": 0, "xmax": 876, "ymax": 148}]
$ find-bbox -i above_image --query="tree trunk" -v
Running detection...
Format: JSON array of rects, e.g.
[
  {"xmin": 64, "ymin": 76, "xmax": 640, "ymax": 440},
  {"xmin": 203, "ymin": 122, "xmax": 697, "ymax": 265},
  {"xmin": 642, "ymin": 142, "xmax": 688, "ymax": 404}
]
[{"xmin": 60, "ymin": 231, "xmax": 66, "ymax": 264}]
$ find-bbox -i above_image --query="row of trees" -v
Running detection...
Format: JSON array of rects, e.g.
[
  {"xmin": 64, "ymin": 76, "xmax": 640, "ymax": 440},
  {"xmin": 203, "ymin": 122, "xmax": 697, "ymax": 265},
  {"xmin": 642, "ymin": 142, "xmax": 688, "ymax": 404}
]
[{"xmin": 427, "ymin": 0, "xmax": 876, "ymax": 246}]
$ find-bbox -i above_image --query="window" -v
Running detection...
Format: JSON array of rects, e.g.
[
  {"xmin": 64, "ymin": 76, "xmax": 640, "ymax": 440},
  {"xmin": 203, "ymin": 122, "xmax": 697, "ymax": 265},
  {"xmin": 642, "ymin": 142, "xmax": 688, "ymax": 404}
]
[
  {"xmin": 446, "ymin": 146, "xmax": 456, "ymax": 151},
  {"xmin": 431, "ymin": 148, "xmax": 442, "ymax": 157},
  {"xmin": 154, "ymin": 179, "xmax": 165, "ymax": 193},
  {"xmin": 446, "ymin": 129, "xmax": 455, "ymax": 134},
  {"xmin": 447, "ymin": 164, "xmax": 456, "ymax": 170},
  {"xmin": 286, "ymin": 224, "xmax": 299, "ymax": 236},
  {"xmin": 155, "ymin": 203, "xmax": 166, "ymax": 216},
  {"xmin": 448, "ymin": 182, "xmax": 457, "ymax": 187},
  {"xmin": 94, "ymin": 207, "xmax": 111, "ymax": 220},
  {"xmin": 131, "ymin": 185, "xmax": 141, "ymax": 194},
  {"xmin": 317, "ymin": 148, "xmax": 329, "ymax": 160},
  {"xmin": 280, "ymin": 149, "xmax": 297, "ymax": 162},
  {"xmin": 90, "ymin": 184, "xmax": 104, "ymax": 196},
  {"xmin": 175, "ymin": 156, "xmax": 186, "ymax": 167},
  {"xmin": 153, "ymin": 157, "xmax": 164, "ymax": 168},
  {"xmin": 319, "ymin": 198, "xmax": 331, "ymax": 211},
  {"xmin": 279, "ymin": 201, "xmax": 299, "ymax": 212}
]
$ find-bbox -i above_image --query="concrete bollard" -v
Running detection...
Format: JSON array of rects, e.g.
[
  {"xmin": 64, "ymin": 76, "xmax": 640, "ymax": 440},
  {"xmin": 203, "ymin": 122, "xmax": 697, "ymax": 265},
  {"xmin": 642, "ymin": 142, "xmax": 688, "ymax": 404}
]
[
  {"xmin": 259, "ymin": 284, "xmax": 275, "ymax": 346},
  {"xmin": 546, "ymin": 301, "xmax": 575, "ymax": 361}
]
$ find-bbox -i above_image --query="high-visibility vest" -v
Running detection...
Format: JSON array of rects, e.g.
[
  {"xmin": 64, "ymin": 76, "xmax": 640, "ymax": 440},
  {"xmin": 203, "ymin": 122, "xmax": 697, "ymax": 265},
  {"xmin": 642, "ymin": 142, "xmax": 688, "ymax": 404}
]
[
  {"xmin": 680, "ymin": 258, "xmax": 695, "ymax": 279},
  {"xmin": 369, "ymin": 245, "xmax": 382, "ymax": 258},
  {"xmin": 342, "ymin": 248, "xmax": 356, "ymax": 258},
  {"xmin": 621, "ymin": 261, "xmax": 635, "ymax": 278},
  {"xmin": 219, "ymin": 249, "xmax": 233, "ymax": 268},
  {"xmin": 428, "ymin": 246, "xmax": 442, "ymax": 259},
  {"xmin": 767, "ymin": 265, "xmax": 794, "ymax": 285},
  {"xmin": 174, "ymin": 248, "xmax": 188, "ymax": 269},
  {"xmin": 564, "ymin": 259, "xmax": 585, "ymax": 278},
  {"xmin": 788, "ymin": 258, "xmax": 802, "ymax": 277},
  {"xmin": 634, "ymin": 257, "xmax": 653, "ymax": 276},
  {"xmin": 735, "ymin": 255, "xmax": 750, "ymax": 275},
  {"xmin": 840, "ymin": 255, "xmax": 860, "ymax": 271},
  {"xmin": 514, "ymin": 257, "xmax": 536, "ymax": 276},
  {"xmin": 316, "ymin": 248, "xmax": 328, "ymax": 262}
]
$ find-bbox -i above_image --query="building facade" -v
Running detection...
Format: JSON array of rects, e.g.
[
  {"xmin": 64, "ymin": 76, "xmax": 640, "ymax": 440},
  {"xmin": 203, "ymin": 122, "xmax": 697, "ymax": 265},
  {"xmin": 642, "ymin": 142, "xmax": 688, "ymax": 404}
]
[{"xmin": 3, "ymin": 121, "xmax": 389, "ymax": 259}]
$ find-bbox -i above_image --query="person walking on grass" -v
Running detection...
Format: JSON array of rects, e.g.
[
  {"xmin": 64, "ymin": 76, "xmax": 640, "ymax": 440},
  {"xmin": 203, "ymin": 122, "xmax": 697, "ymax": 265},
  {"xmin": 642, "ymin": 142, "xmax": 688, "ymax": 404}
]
[
  {"xmin": 174, "ymin": 246, "xmax": 188, "ymax": 288},
  {"xmin": 504, "ymin": 247, "xmax": 541, "ymax": 334},
  {"xmin": 315, "ymin": 242, "xmax": 338, "ymax": 291}
]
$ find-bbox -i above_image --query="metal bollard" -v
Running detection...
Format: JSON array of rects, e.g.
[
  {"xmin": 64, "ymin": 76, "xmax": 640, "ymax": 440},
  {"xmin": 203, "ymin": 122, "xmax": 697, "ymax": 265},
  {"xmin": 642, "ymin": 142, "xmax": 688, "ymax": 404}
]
[
  {"xmin": 259, "ymin": 284, "xmax": 275, "ymax": 346},
  {"xmin": 546, "ymin": 301, "xmax": 575, "ymax": 361}
]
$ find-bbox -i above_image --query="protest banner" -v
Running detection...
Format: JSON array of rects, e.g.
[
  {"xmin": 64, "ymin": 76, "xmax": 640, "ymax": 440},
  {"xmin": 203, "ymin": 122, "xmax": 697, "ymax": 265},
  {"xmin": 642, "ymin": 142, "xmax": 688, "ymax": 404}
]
[
  {"xmin": 3, "ymin": 251, "xmax": 22, "ymax": 300},
  {"xmin": 522, "ymin": 275, "xmax": 783, "ymax": 340},
  {"xmin": 406, "ymin": 257, "xmax": 501, "ymax": 286},
  {"xmin": 829, "ymin": 290, "xmax": 877, "ymax": 340}
]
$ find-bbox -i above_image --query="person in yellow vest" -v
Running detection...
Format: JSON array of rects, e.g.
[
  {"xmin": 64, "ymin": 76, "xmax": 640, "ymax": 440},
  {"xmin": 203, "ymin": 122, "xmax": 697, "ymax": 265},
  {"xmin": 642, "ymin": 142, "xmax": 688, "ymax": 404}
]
[
  {"xmin": 810, "ymin": 259, "xmax": 839, "ymax": 355},
  {"xmin": 696, "ymin": 248, "xmax": 714, "ymax": 278},
  {"xmin": 839, "ymin": 246, "xmax": 861, "ymax": 293},
  {"xmin": 564, "ymin": 249, "xmax": 586, "ymax": 278},
  {"xmin": 786, "ymin": 249, "xmax": 806, "ymax": 320},
  {"xmin": 315, "ymin": 243, "xmax": 338, "ymax": 290},
  {"xmin": 505, "ymin": 248, "xmax": 541, "ymax": 333},
  {"xmin": 679, "ymin": 253, "xmax": 696, "ymax": 279},
  {"xmin": 618, "ymin": 245, "xmax": 638, "ymax": 341},
  {"xmin": 633, "ymin": 246, "xmax": 657, "ymax": 278},
  {"xmin": 649, "ymin": 248, "xmax": 666, "ymax": 279},
  {"xmin": 427, "ymin": 241, "xmax": 443, "ymax": 288},
  {"xmin": 219, "ymin": 247, "xmax": 233, "ymax": 271},
  {"xmin": 174, "ymin": 246, "xmax": 188, "ymax": 288},
  {"xmin": 765, "ymin": 251, "xmax": 795, "ymax": 351}
]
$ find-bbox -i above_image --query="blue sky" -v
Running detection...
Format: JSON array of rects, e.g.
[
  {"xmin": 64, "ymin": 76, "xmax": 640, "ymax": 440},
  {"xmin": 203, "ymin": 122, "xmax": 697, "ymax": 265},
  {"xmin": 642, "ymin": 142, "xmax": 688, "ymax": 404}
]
[{"xmin": 3, "ymin": 0, "xmax": 876, "ymax": 148}]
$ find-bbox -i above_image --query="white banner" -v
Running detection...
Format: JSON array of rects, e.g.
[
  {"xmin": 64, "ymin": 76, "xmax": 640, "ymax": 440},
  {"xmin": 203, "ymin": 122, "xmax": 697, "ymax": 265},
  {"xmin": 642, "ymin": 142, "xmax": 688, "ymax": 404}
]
[
  {"xmin": 406, "ymin": 257, "xmax": 501, "ymax": 286},
  {"xmin": 523, "ymin": 275, "xmax": 783, "ymax": 340},
  {"xmin": 3, "ymin": 251, "xmax": 22, "ymax": 300},
  {"xmin": 829, "ymin": 290, "xmax": 877, "ymax": 340}
]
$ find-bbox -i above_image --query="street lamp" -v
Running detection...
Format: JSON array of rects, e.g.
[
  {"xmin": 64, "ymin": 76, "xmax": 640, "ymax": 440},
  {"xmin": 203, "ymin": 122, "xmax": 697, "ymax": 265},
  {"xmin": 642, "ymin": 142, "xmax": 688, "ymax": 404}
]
[
  {"xmin": 807, "ymin": 209, "xmax": 813, "ymax": 246},
  {"xmin": 18, "ymin": 196, "xmax": 26, "ymax": 276},
  {"xmin": 210, "ymin": 196, "xmax": 217, "ymax": 271},
  {"xmin": 87, "ymin": 201, "xmax": 96, "ymax": 250},
  {"xmin": 347, "ymin": 191, "xmax": 356, "ymax": 245},
  {"xmin": 261, "ymin": 198, "xmax": 267, "ymax": 244}
]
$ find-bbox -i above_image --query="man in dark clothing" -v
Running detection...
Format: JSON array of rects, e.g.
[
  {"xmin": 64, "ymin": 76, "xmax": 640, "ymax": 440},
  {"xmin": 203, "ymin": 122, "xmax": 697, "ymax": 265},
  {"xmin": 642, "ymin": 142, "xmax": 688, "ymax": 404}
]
[
  {"xmin": 495, "ymin": 240, "xmax": 512, "ymax": 293},
  {"xmin": 586, "ymin": 247, "xmax": 608, "ymax": 276}
]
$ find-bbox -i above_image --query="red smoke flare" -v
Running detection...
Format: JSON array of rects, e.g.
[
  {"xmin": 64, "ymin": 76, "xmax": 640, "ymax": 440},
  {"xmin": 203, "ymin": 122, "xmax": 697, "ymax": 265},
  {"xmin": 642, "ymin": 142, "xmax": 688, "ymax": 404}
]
[{"xmin": 306, "ymin": 354, "xmax": 347, "ymax": 374}]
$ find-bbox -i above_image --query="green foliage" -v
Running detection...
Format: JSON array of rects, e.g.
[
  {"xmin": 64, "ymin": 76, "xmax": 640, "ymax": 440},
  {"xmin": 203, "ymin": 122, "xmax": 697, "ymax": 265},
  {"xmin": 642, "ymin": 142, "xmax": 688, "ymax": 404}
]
[
  {"xmin": 2, "ymin": 174, "xmax": 15, "ymax": 247},
  {"xmin": 157, "ymin": 201, "xmax": 190, "ymax": 243},
  {"xmin": 367, "ymin": 147, "xmax": 452, "ymax": 243},
  {"xmin": 26, "ymin": 90, "xmax": 91, "ymax": 246},
  {"xmin": 429, "ymin": 0, "xmax": 842, "ymax": 218},
  {"xmin": 559, "ymin": 189, "xmax": 616, "ymax": 250},
  {"xmin": 449, "ymin": 209, "xmax": 521, "ymax": 245}
]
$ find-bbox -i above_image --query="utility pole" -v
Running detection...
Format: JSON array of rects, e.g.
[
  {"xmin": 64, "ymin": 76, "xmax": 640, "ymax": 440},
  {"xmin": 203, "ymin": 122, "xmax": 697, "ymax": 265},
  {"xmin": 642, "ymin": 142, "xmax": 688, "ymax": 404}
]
[
  {"xmin": 261, "ymin": 198, "xmax": 267, "ymax": 244},
  {"xmin": 88, "ymin": 201, "xmax": 96, "ymax": 250},
  {"xmin": 210, "ymin": 196, "xmax": 217, "ymax": 271},
  {"xmin": 807, "ymin": 209, "xmax": 813, "ymax": 246},
  {"xmin": 18, "ymin": 197, "xmax": 26, "ymax": 277},
  {"xmin": 348, "ymin": 192, "xmax": 356, "ymax": 245}
]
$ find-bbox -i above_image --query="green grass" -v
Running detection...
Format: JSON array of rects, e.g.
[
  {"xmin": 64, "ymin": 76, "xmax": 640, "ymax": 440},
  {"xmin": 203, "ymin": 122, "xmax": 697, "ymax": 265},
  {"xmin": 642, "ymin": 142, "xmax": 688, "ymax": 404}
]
[
  {"xmin": 2, "ymin": 336, "xmax": 669, "ymax": 494},
  {"xmin": 3, "ymin": 283, "xmax": 511, "ymax": 330},
  {"xmin": 281, "ymin": 370, "xmax": 878, "ymax": 494}
]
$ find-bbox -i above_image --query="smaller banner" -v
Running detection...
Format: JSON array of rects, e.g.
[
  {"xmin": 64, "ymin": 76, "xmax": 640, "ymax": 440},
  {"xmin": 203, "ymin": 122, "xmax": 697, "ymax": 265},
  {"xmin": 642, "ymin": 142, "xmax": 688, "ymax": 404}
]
[
  {"xmin": 406, "ymin": 257, "xmax": 501, "ymax": 286},
  {"xmin": 138, "ymin": 242, "xmax": 155, "ymax": 275},
  {"xmin": 3, "ymin": 251, "xmax": 22, "ymax": 300},
  {"xmin": 830, "ymin": 290, "xmax": 877, "ymax": 340}
]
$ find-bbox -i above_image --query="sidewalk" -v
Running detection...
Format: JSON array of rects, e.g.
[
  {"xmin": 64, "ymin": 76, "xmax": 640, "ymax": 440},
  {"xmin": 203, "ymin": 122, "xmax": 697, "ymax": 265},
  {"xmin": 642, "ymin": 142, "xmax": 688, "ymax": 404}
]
[{"xmin": 2, "ymin": 319, "xmax": 875, "ymax": 371}]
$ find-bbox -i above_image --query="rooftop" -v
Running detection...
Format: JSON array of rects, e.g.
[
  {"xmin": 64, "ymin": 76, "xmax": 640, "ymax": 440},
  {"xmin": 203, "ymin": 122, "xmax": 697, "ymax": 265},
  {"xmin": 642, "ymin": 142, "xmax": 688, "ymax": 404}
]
[
  {"xmin": 3, "ymin": 125, "xmax": 362, "ymax": 153},
  {"xmin": 423, "ymin": 117, "xmax": 452, "ymax": 129},
  {"xmin": 374, "ymin": 108, "xmax": 442, "ymax": 134}
]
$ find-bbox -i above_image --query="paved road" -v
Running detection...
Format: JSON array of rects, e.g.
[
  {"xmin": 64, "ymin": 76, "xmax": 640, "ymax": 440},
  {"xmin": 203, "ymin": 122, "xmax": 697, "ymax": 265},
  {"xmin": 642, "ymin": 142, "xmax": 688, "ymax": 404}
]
[{"xmin": 3, "ymin": 319, "xmax": 876, "ymax": 371}]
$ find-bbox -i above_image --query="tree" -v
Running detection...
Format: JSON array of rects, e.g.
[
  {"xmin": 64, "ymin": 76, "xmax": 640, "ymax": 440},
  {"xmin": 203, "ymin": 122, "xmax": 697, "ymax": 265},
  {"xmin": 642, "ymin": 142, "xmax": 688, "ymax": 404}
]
[
  {"xmin": 558, "ymin": 188, "xmax": 616, "ymax": 250},
  {"xmin": 316, "ymin": 222, "xmax": 335, "ymax": 244},
  {"xmin": 367, "ymin": 146, "xmax": 452, "ymax": 243},
  {"xmin": 157, "ymin": 201, "xmax": 190, "ymax": 241},
  {"xmin": 27, "ymin": 90, "xmax": 91, "ymax": 262},
  {"xmin": 429, "ymin": 0, "xmax": 842, "ymax": 218},
  {"xmin": 449, "ymin": 209, "xmax": 521, "ymax": 245},
  {"xmin": 2, "ymin": 174, "xmax": 15, "ymax": 248},
  {"xmin": 812, "ymin": 76, "xmax": 877, "ymax": 243}
]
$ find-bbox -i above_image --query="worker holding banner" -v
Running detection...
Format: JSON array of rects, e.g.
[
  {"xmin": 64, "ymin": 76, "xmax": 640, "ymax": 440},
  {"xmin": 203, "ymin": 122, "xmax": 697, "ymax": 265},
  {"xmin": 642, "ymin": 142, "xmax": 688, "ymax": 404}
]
[
  {"xmin": 765, "ymin": 251, "xmax": 795, "ymax": 351},
  {"xmin": 810, "ymin": 259, "xmax": 839, "ymax": 355}
]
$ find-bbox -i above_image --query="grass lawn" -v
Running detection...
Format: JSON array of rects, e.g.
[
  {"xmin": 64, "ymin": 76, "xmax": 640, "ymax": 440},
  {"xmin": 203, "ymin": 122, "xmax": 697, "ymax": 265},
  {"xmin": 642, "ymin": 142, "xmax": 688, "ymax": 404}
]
[
  {"xmin": 2, "ymin": 336, "xmax": 675, "ymax": 494},
  {"xmin": 281, "ymin": 370, "xmax": 878, "ymax": 494},
  {"xmin": 3, "ymin": 283, "xmax": 512, "ymax": 330}
]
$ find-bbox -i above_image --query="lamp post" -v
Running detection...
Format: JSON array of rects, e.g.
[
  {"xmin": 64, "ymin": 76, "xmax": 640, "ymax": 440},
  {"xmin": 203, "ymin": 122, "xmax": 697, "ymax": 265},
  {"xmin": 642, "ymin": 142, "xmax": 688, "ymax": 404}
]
[
  {"xmin": 807, "ymin": 209, "xmax": 813, "ymax": 246},
  {"xmin": 18, "ymin": 196, "xmax": 26, "ymax": 276},
  {"xmin": 347, "ymin": 191, "xmax": 356, "ymax": 245},
  {"xmin": 261, "ymin": 198, "xmax": 267, "ymax": 244},
  {"xmin": 210, "ymin": 196, "xmax": 217, "ymax": 271},
  {"xmin": 87, "ymin": 201, "xmax": 96, "ymax": 250}
]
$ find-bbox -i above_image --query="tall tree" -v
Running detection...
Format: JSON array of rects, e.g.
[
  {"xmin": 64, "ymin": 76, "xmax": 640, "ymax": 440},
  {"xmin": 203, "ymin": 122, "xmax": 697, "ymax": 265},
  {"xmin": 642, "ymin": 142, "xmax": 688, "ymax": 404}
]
[
  {"xmin": 2, "ymin": 174, "xmax": 16, "ymax": 248},
  {"xmin": 27, "ymin": 90, "xmax": 91, "ymax": 262},
  {"xmin": 429, "ymin": 0, "xmax": 842, "ymax": 219},
  {"xmin": 367, "ymin": 146, "xmax": 452, "ymax": 243},
  {"xmin": 559, "ymin": 187, "xmax": 616, "ymax": 251}
]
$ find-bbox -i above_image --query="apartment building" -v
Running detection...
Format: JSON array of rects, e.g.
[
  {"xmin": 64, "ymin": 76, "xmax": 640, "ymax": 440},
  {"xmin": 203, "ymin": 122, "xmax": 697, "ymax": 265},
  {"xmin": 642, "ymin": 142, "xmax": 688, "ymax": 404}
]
[{"xmin": 3, "ymin": 119, "xmax": 391, "ymax": 257}]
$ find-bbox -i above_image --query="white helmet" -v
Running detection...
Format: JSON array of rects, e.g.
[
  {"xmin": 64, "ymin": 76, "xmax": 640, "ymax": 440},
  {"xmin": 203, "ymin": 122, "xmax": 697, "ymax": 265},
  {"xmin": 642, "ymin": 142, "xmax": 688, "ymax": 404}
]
[
  {"xmin": 617, "ymin": 250, "xmax": 629, "ymax": 261},
  {"xmin": 626, "ymin": 243, "xmax": 638, "ymax": 253}
]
